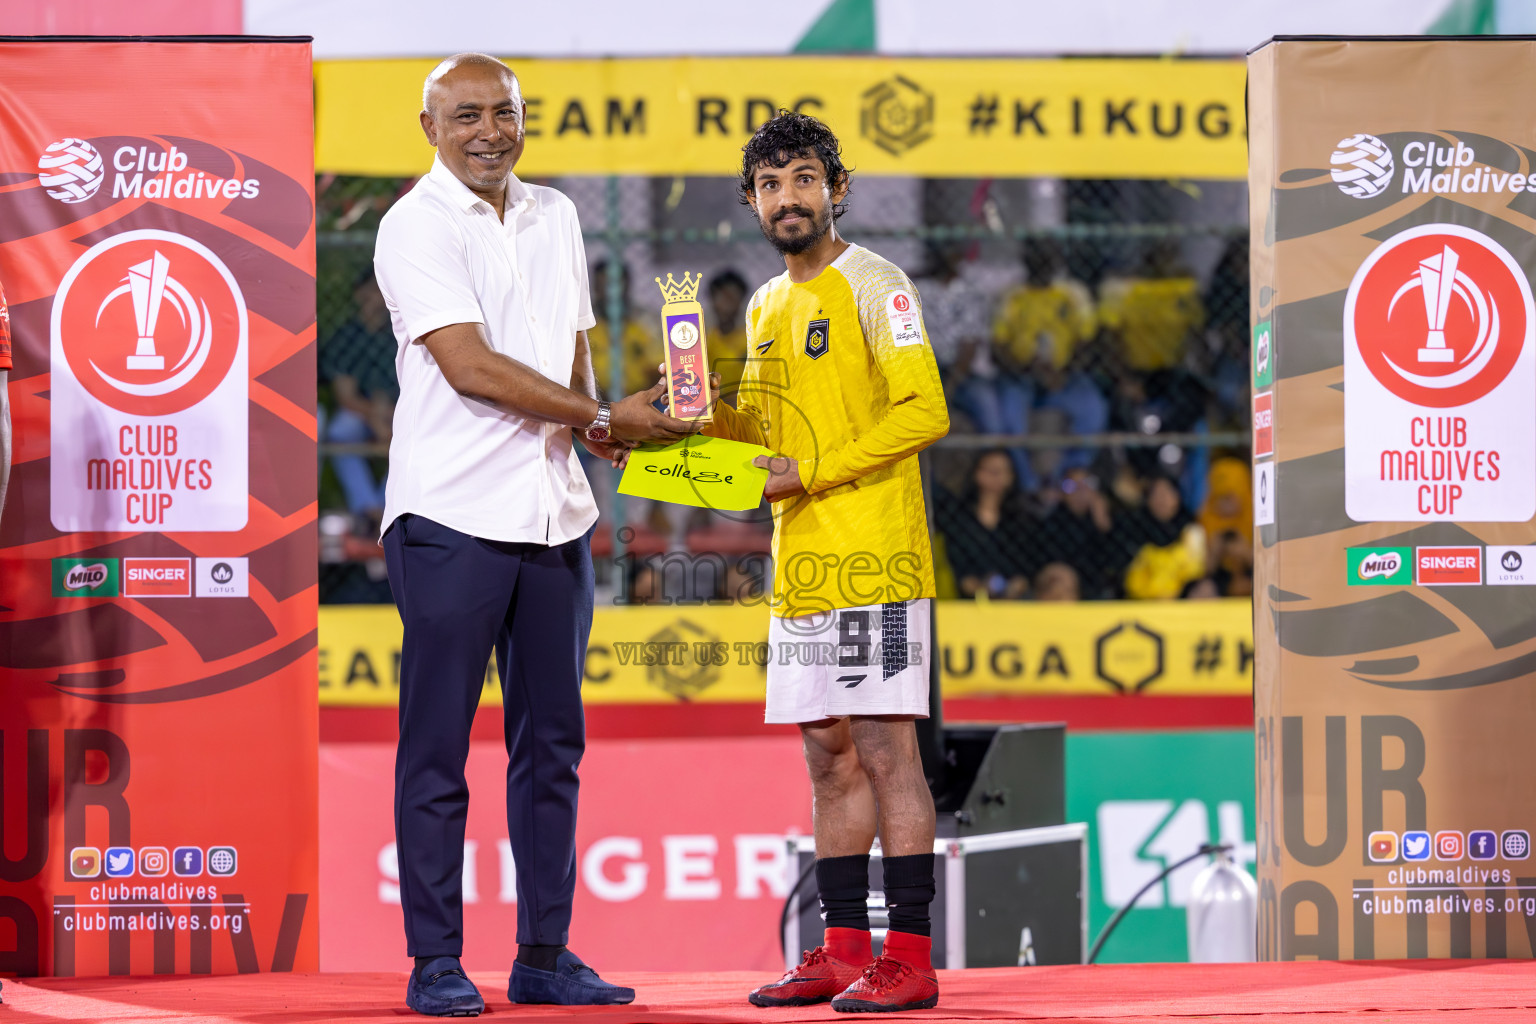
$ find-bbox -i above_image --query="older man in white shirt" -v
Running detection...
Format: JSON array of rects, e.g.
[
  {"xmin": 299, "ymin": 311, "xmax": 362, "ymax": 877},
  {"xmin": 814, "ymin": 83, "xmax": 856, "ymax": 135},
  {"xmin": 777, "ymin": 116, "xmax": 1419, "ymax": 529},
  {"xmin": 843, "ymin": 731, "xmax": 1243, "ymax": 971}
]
[{"xmin": 374, "ymin": 52, "xmax": 692, "ymax": 1017}]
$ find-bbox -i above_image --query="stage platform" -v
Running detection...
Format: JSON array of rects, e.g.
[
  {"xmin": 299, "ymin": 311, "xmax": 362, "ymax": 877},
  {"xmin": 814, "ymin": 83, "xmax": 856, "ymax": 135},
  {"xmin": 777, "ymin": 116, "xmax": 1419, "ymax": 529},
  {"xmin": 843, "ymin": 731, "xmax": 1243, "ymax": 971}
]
[{"xmin": 4, "ymin": 960, "xmax": 1536, "ymax": 1023}]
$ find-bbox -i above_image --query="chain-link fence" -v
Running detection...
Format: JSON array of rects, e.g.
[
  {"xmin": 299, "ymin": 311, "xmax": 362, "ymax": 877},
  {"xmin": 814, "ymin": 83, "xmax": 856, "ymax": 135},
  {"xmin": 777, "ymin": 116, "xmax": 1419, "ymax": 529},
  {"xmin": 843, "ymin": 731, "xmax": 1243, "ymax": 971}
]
[{"xmin": 316, "ymin": 173, "xmax": 1253, "ymax": 605}]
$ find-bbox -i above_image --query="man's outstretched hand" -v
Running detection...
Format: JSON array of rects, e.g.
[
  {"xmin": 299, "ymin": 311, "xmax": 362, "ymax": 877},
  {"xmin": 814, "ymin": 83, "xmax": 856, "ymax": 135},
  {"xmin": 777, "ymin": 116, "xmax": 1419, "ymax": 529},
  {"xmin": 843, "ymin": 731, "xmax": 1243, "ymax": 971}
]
[
  {"xmin": 580, "ymin": 434, "xmax": 635, "ymax": 469},
  {"xmin": 754, "ymin": 455, "xmax": 806, "ymax": 502},
  {"xmin": 610, "ymin": 380, "xmax": 701, "ymax": 444}
]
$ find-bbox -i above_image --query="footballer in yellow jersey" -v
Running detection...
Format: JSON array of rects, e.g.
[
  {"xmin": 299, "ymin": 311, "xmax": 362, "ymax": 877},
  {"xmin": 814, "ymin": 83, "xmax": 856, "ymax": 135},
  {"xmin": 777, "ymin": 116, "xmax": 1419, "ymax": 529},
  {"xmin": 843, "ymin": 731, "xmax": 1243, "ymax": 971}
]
[{"xmin": 711, "ymin": 111, "xmax": 946, "ymax": 1014}]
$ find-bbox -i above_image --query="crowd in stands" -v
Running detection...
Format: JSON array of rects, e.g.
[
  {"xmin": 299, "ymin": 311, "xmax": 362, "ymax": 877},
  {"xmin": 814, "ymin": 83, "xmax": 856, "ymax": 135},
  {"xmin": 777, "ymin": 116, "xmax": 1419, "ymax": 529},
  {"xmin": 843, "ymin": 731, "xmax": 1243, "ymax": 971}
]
[{"xmin": 318, "ymin": 236, "xmax": 1254, "ymax": 604}]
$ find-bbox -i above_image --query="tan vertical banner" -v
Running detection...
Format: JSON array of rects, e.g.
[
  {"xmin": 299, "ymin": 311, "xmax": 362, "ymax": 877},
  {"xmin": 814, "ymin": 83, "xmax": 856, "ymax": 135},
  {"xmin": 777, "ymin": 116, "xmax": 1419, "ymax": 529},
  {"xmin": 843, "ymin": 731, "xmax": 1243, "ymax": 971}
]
[{"xmin": 1251, "ymin": 36, "xmax": 1536, "ymax": 961}]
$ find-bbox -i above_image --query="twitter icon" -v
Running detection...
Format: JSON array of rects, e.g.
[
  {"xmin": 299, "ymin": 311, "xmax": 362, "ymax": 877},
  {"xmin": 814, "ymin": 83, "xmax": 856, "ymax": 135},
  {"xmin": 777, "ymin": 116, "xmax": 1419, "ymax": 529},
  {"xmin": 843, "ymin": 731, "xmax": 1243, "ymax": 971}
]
[
  {"xmin": 1403, "ymin": 831, "xmax": 1431, "ymax": 861},
  {"xmin": 104, "ymin": 847, "xmax": 135, "ymax": 877}
]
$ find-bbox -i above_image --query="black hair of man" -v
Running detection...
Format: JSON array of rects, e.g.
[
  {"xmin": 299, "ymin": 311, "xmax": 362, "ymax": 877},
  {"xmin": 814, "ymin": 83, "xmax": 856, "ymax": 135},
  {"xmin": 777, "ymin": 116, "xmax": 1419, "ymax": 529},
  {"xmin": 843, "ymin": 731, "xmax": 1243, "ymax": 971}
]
[{"xmin": 737, "ymin": 110, "xmax": 851, "ymax": 220}]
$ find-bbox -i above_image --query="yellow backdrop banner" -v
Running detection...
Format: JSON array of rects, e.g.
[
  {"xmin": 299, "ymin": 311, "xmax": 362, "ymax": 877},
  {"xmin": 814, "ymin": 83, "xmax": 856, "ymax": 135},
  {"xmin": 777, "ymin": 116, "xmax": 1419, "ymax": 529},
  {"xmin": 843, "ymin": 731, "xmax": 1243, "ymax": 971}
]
[
  {"xmin": 316, "ymin": 57, "xmax": 1246, "ymax": 180},
  {"xmin": 319, "ymin": 598, "xmax": 1253, "ymax": 706}
]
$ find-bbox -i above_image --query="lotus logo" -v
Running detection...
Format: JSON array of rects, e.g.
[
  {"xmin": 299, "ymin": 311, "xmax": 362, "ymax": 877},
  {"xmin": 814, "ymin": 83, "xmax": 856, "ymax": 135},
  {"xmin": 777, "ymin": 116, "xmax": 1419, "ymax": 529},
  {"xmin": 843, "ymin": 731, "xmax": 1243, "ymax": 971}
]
[
  {"xmin": 63, "ymin": 562, "xmax": 109, "ymax": 590},
  {"xmin": 1502, "ymin": 550, "xmax": 1523, "ymax": 572},
  {"xmin": 1357, "ymin": 552, "xmax": 1402, "ymax": 580},
  {"xmin": 211, "ymin": 561, "xmax": 234, "ymax": 584}
]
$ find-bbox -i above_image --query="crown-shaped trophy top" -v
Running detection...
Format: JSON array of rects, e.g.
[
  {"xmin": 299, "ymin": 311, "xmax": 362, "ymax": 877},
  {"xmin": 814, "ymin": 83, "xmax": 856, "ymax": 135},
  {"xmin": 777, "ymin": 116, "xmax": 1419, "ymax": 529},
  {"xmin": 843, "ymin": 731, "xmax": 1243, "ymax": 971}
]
[{"xmin": 655, "ymin": 271, "xmax": 701, "ymax": 304}]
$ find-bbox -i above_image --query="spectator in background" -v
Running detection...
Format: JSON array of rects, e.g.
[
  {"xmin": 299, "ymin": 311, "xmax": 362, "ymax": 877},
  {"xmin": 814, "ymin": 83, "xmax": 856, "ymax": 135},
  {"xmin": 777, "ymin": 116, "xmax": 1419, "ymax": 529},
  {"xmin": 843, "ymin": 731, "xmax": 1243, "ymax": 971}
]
[
  {"xmin": 1034, "ymin": 343, "xmax": 1110, "ymax": 476},
  {"xmin": 1182, "ymin": 577, "xmax": 1221, "ymax": 600},
  {"xmin": 1039, "ymin": 466, "xmax": 1122, "ymax": 598},
  {"xmin": 993, "ymin": 240, "xmax": 1098, "ymax": 487},
  {"xmin": 1033, "ymin": 562, "xmax": 1080, "ymax": 602},
  {"xmin": 994, "ymin": 239, "xmax": 1097, "ymax": 376},
  {"xmin": 1097, "ymin": 239, "xmax": 1205, "ymax": 374},
  {"xmin": 1121, "ymin": 475, "xmax": 1205, "ymax": 599},
  {"xmin": 1198, "ymin": 457, "xmax": 1254, "ymax": 596},
  {"xmin": 320, "ymin": 267, "xmax": 398, "ymax": 527},
  {"xmin": 917, "ymin": 241, "xmax": 1000, "ymax": 435},
  {"xmin": 707, "ymin": 269, "xmax": 750, "ymax": 406},
  {"xmin": 936, "ymin": 448, "xmax": 1035, "ymax": 600},
  {"xmin": 1201, "ymin": 237, "xmax": 1252, "ymax": 428},
  {"xmin": 588, "ymin": 259, "xmax": 657, "ymax": 398}
]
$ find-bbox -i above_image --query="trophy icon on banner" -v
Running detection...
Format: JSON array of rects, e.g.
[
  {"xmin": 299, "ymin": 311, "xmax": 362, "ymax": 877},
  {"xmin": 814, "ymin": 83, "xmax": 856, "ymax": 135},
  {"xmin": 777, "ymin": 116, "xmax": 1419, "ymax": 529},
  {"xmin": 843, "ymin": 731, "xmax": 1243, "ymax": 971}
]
[
  {"xmin": 1417, "ymin": 245, "xmax": 1460, "ymax": 364},
  {"xmin": 656, "ymin": 271, "xmax": 712, "ymax": 423},
  {"xmin": 126, "ymin": 251, "xmax": 171, "ymax": 370}
]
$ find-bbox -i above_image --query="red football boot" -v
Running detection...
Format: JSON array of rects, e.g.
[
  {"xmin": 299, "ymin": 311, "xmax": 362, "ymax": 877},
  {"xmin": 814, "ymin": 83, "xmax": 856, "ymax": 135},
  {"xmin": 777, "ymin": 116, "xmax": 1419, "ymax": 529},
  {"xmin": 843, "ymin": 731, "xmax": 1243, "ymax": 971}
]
[
  {"xmin": 748, "ymin": 929, "xmax": 869, "ymax": 1007},
  {"xmin": 831, "ymin": 932, "xmax": 939, "ymax": 1013}
]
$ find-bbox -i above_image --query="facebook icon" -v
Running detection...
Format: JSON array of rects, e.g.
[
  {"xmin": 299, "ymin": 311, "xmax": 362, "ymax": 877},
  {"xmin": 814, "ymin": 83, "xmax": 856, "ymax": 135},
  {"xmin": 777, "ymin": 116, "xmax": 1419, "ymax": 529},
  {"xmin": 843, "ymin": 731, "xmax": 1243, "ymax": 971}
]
[
  {"xmin": 1469, "ymin": 831, "xmax": 1498, "ymax": 860},
  {"xmin": 173, "ymin": 847, "xmax": 203, "ymax": 877}
]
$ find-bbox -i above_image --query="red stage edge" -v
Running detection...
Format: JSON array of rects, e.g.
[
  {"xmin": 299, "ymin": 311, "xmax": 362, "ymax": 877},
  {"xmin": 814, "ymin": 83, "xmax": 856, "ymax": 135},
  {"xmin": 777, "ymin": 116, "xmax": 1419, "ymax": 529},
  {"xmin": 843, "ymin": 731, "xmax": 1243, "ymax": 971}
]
[
  {"xmin": 5, "ymin": 960, "xmax": 1536, "ymax": 1023},
  {"xmin": 319, "ymin": 696, "xmax": 1255, "ymax": 743}
]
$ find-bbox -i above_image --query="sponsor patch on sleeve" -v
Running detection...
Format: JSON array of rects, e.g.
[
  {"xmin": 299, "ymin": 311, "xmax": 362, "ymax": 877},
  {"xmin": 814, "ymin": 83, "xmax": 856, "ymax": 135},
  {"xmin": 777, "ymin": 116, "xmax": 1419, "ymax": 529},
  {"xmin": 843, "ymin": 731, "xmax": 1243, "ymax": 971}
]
[{"xmin": 885, "ymin": 290, "xmax": 925, "ymax": 348}]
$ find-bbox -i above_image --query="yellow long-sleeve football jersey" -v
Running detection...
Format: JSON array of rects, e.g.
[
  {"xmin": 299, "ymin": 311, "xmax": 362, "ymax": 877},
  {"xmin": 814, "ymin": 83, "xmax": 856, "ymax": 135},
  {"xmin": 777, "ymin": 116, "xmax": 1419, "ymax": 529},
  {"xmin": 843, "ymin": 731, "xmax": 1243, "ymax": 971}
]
[{"xmin": 707, "ymin": 244, "xmax": 950, "ymax": 618}]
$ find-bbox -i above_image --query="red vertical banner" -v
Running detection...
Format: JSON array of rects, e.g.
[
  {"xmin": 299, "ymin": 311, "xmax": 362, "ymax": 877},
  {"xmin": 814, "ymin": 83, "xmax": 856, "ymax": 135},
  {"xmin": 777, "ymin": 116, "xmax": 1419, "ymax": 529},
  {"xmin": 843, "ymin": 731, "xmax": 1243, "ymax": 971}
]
[{"xmin": 0, "ymin": 39, "xmax": 318, "ymax": 976}]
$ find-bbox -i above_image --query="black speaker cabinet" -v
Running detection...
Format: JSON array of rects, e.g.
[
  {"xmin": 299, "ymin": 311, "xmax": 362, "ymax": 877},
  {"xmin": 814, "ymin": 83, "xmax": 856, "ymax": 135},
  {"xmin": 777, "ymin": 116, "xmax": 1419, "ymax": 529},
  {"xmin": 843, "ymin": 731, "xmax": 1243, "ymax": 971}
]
[{"xmin": 783, "ymin": 824, "xmax": 1086, "ymax": 969}]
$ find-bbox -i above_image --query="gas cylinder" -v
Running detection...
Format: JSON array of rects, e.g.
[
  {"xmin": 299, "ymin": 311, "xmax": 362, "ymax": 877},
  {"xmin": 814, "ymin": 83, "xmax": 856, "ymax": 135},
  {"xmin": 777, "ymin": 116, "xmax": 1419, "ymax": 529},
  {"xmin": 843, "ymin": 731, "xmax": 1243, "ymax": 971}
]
[{"xmin": 1186, "ymin": 848, "xmax": 1257, "ymax": 962}]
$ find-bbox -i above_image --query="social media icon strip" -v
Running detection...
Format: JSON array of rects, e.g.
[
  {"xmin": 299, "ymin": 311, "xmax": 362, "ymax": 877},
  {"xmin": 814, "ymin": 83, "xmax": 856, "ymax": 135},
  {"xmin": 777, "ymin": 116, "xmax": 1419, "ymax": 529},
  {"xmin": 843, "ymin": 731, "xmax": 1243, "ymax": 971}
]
[
  {"xmin": 1402, "ymin": 831, "xmax": 1432, "ymax": 861},
  {"xmin": 1368, "ymin": 831, "xmax": 1399, "ymax": 863},
  {"xmin": 104, "ymin": 847, "xmax": 135, "ymax": 877},
  {"xmin": 173, "ymin": 846, "xmax": 203, "ymax": 876},
  {"xmin": 139, "ymin": 846, "xmax": 170, "ymax": 877},
  {"xmin": 1434, "ymin": 831, "xmax": 1464, "ymax": 861},
  {"xmin": 207, "ymin": 846, "xmax": 238, "ymax": 877},
  {"xmin": 69, "ymin": 846, "xmax": 101, "ymax": 879},
  {"xmin": 1502, "ymin": 830, "xmax": 1531, "ymax": 860}
]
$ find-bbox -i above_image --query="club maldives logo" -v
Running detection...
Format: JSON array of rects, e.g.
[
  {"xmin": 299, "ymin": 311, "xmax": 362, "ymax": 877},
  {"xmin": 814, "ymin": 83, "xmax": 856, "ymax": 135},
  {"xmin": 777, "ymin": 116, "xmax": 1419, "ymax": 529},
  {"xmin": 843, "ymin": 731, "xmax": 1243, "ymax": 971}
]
[
  {"xmin": 1330, "ymin": 135, "xmax": 1536, "ymax": 199},
  {"xmin": 38, "ymin": 137, "xmax": 262, "ymax": 205},
  {"xmin": 1331, "ymin": 133, "xmax": 1394, "ymax": 198},
  {"xmin": 52, "ymin": 229, "xmax": 246, "ymax": 417},
  {"xmin": 38, "ymin": 138, "xmax": 106, "ymax": 203},
  {"xmin": 1345, "ymin": 224, "xmax": 1529, "ymax": 409}
]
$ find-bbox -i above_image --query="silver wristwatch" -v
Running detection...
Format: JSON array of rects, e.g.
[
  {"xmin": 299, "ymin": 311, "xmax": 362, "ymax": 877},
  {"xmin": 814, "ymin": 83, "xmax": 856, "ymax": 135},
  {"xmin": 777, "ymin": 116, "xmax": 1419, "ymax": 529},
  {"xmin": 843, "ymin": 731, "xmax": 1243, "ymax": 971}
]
[{"xmin": 585, "ymin": 400, "xmax": 612, "ymax": 442}]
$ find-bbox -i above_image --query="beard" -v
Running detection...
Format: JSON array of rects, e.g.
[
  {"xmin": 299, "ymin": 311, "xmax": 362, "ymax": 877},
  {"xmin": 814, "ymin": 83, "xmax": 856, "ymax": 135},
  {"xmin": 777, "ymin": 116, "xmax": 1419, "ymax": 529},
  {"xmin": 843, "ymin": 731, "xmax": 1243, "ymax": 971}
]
[{"xmin": 758, "ymin": 201, "xmax": 832, "ymax": 256}]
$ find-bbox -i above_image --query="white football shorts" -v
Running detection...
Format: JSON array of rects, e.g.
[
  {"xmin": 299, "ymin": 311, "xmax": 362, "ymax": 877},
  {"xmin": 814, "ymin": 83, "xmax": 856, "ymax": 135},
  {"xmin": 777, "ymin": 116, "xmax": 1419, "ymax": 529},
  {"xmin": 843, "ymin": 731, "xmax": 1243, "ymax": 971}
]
[{"xmin": 764, "ymin": 598, "xmax": 932, "ymax": 724}]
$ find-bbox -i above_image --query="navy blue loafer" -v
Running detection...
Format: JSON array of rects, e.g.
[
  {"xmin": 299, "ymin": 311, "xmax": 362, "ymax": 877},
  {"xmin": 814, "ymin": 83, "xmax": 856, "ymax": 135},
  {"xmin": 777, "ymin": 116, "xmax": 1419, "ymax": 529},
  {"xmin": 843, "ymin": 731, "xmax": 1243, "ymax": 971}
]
[
  {"xmin": 508, "ymin": 950, "xmax": 635, "ymax": 1005},
  {"xmin": 406, "ymin": 956, "xmax": 485, "ymax": 1017}
]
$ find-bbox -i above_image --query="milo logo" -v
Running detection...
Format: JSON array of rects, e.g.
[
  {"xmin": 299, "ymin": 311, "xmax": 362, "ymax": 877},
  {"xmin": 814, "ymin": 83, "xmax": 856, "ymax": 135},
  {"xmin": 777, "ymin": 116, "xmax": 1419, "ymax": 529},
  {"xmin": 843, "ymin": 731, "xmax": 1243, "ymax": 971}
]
[
  {"xmin": 52, "ymin": 557, "xmax": 120, "ymax": 597},
  {"xmin": 1347, "ymin": 547, "xmax": 1413, "ymax": 586}
]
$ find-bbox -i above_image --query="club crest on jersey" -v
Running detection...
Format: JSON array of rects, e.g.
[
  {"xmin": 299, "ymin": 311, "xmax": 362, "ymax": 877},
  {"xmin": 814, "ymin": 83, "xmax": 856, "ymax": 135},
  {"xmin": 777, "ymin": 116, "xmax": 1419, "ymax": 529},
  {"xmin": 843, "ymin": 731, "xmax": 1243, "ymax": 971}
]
[{"xmin": 805, "ymin": 318, "xmax": 830, "ymax": 360}]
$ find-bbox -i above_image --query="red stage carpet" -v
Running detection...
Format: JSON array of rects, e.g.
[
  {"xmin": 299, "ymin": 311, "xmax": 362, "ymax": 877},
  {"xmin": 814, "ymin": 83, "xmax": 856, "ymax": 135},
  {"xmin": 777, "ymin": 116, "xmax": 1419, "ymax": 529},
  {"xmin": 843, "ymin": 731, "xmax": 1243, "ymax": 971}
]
[{"xmin": 4, "ymin": 960, "xmax": 1536, "ymax": 1023}]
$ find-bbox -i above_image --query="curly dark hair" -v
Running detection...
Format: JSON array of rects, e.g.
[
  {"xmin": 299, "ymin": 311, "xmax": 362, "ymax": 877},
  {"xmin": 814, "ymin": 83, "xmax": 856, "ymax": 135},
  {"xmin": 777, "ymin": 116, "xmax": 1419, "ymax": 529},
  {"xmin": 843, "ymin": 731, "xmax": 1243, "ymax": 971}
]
[{"xmin": 737, "ymin": 109, "xmax": 851, "ymax": 220}]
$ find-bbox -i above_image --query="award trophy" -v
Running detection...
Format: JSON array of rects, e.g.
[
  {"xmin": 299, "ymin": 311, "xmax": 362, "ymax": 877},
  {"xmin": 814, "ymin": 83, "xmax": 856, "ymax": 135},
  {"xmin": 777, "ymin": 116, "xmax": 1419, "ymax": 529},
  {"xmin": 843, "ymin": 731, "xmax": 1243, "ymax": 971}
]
[{"xmin": 655, "ymin": 271, "xmax": 712, "ymax": 424}]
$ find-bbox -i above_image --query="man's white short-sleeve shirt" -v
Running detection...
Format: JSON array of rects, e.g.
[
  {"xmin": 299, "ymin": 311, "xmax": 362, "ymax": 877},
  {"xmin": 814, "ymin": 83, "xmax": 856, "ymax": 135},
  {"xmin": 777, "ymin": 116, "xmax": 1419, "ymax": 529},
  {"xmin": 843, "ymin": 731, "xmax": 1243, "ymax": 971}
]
[{"xmin": 374, "ymin": 156, "xmax": 598, "ymax": 544}]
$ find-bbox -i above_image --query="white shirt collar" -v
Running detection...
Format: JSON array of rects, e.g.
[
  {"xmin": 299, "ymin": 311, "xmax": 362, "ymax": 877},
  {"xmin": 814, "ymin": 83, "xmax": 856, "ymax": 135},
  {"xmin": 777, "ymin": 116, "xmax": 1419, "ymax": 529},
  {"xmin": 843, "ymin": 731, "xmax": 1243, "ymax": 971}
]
[{"xmin": 427, "ymin": 154, "xmax": 532, "ymax": 215}]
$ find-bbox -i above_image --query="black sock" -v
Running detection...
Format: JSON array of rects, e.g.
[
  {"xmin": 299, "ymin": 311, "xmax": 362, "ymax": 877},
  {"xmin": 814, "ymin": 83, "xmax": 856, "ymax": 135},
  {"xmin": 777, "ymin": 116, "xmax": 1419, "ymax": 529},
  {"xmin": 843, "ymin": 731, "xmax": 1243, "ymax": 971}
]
[
  {"xmin": 516, "ymin": 943, "xmax": 567, "ymax": 971},
  {"xmin": 882, "ymin": 854, "xmax": 936, "ymax": 938},
  {"xmin": 815, "ymin": 854, "xmax": 871, "ymax": 932}
]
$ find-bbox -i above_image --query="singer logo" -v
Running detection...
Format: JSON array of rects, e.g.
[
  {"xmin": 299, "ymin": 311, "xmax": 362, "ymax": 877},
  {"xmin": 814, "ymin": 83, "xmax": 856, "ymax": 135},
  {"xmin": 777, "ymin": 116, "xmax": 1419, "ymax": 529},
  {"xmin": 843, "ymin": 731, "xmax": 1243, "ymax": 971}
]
[
  {"xmin": 123, "ymin": 557, "xmax": 193, "ymax": 597},
  {"xmin": 1346, "ymin": 225, "xmax": 1528, "ymax": 408},
  {"xmin": 1252, "ymin": 392, "xmax": 1274, "ymax": 458},
  {"xmin": 1414, "ymin": 546, "xmax": 1482, "ymax": 586},
  {"xmin": 53, "ymin": 229, "xmax": 246, "ymax": 417}
]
